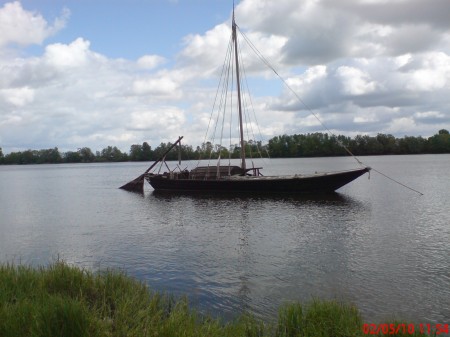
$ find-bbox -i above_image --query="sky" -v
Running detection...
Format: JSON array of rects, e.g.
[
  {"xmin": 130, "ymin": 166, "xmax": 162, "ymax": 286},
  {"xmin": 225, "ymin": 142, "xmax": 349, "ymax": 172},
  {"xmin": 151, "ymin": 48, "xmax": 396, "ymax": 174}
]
[{"xmin": 0, "ymin": 0, "xmax": 449, "ymax": 153}]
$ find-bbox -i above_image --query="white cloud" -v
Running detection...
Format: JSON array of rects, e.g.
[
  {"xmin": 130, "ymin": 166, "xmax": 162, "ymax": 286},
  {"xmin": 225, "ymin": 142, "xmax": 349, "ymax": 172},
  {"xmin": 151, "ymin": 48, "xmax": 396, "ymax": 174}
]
[
  {"xmin": 0, "ymin": 0, "xmax": 449, "ymax": 154},
  {"xmin": 43, "ymin": 38, "xmax": 92, "ymax": 68},
  {"xmin": 387, "ymin": 117, "xmax": 417, "ymax": 134},
  {"xmin": 354, "ymin": 113, "xmax": 378, "ymax": 124},
  {"xmin": 178, "ymin": 23, "xmax": 232, "ymax": 78},
  {"xmin": 336, "ymin": 66, "xmax": 378, "ymax": 95},
  {"xmin": 406, "ymin": 52, "xmax": 450, "ymax": 91},
  {"xmin": 128, "ymin": 107, "xmax": 186, "ymax": 132},
  {"xmin": 132, "ymin": 75, "xmax": 180, "ymax": 97},
  {"xmin": 0, "ymin": 1, "xmax": 69, "ymax": 47},
  {"xmin": 137, "ymin": 55, "xmax": 166, "ymax": 69},
  {"xmin": 236, "ymin": 0, "xmax": 450, "ymax": 64},
  {"xmin": 0, "ymin": 86, "xmax": 34, "ymax": 106},
  {"xmin": 414, "ymin": 111, "xmax": 445, "ymax": 119}
]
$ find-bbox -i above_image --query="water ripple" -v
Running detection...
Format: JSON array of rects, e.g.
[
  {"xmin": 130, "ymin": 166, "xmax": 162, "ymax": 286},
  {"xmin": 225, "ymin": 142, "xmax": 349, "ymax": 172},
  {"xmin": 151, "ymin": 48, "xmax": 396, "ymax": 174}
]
[{"xmin": 0, "ymin": 157, "xmax": 449, "ymax": 323}]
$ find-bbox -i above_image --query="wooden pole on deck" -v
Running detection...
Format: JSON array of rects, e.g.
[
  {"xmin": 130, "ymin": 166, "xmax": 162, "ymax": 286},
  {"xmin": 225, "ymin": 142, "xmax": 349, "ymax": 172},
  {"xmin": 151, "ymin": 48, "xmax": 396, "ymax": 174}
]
[{"xmin": 119, "ymin": 136, "xmax": 183, "ymax": 192}]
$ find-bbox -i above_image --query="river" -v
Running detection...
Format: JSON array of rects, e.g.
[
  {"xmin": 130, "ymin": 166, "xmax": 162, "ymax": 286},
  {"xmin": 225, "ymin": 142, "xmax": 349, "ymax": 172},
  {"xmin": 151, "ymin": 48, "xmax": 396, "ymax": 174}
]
[{"xmin": 0, "ymin": 154, "xmax": 449, "ymax": 323}]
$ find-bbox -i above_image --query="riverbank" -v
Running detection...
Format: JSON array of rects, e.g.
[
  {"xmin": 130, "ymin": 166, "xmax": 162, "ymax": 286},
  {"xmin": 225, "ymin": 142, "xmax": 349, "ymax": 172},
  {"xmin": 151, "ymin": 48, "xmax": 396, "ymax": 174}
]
[{"xmin": 0, "ymin": 261, "xmax": 433, "ymax": 337}]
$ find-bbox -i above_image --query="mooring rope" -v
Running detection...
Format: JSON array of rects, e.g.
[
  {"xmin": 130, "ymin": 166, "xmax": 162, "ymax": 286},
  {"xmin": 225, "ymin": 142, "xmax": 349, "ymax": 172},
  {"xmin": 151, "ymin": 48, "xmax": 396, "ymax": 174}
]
[{"xmin": 370, "ymin": 167, "xmax": 424, "ymax": 195}]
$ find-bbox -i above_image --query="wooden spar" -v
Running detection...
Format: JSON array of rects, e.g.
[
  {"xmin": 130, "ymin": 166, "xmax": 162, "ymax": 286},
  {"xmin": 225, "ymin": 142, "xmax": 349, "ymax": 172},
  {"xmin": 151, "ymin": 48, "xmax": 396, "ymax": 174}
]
[
  {"xmin": 119, "ymin": 136, "xmax": 183, "ymax": 192},
  {"xmin": 178, "ymin": 136, "xmax": 182, "ymax": 165},
  {"xmin": 233, "ymin": 10, "xmax": 246, "ymax": 171}
]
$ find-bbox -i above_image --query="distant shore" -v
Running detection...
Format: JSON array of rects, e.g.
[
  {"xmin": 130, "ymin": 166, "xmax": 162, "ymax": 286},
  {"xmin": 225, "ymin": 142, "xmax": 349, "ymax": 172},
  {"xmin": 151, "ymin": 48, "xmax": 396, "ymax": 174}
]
[
  {"xmin": 0, "ymin": 261, "xmax": 435, "ymax": 337},
  {"xmin": 1, "ymin": 129, "xmax": 448, "ymax": 165}
]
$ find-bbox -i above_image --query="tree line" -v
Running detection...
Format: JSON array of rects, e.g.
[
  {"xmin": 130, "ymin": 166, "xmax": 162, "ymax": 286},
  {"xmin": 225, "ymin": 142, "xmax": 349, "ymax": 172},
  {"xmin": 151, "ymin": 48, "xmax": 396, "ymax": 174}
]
[
  {"xmin": 267, "ymin": 129, "xmax": 450, "ymax": 157},
  {"xmin": 0, "ymin": 129, "xmax": 448, "ymax": 165}
]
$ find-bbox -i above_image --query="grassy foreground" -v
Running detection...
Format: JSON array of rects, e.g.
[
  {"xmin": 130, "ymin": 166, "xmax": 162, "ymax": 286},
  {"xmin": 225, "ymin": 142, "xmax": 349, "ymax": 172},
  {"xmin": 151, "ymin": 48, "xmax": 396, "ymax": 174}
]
[{"xmin": 0, "ymin": 262, "xmax": 431, "ymax": 337}]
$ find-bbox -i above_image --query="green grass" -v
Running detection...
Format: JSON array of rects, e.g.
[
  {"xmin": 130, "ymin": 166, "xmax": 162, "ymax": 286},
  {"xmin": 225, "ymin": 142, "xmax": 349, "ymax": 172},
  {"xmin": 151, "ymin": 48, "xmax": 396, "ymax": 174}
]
[{"xmin": 0, "ymin": 261, "xmax": 435, "ymax": 337}]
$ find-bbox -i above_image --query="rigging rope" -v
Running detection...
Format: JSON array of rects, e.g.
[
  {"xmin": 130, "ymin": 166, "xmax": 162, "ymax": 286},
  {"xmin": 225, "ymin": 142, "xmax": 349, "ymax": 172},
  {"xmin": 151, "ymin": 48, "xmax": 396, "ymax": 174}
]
[
  {"xmin": 204, "ymin": 26, "xmax": 269, "ymax": 172},
  {"xmin": 237, "ymin": 37, "xmax": 254, "ymax": 164},
  {"xmin": 200, "ymin": 34, "xmax": 234, "ymax": 169},
  {"xmin": 236, "ymin": 24, "xmax": 423, "ymax": 195},
  {"xmin": 228, "ymin": 52, "xmax": 234, "ymax": 171},
  {"xmin": 237, "ymin": 25, "xmax": 361, "ymax": 162},
  {"xmin": 236, "ymin": 34, "xmax": 270, "ymax": 163},
  {"xmin": 241, "ymin": 59, "xmax": 270, "ymax": 160}
]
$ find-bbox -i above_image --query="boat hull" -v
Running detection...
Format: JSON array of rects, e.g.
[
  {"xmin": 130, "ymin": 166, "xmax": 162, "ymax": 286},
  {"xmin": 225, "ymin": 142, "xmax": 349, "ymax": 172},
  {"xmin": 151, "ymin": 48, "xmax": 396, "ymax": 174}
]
[{"xmin": 146, "ymin": 167, "xmax": 370, "ymax": 194}]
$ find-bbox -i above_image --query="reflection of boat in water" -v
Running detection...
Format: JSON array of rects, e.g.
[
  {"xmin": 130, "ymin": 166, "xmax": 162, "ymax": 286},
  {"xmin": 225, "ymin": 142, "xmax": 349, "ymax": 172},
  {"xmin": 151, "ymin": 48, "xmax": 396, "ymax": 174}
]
[
  {"xmin": 150, "ymin": 188, "xmax": 359, "ymax": 205},
  {"xmin": 122, "ymin": 9, "xmax": 370, "ymax": 194}
]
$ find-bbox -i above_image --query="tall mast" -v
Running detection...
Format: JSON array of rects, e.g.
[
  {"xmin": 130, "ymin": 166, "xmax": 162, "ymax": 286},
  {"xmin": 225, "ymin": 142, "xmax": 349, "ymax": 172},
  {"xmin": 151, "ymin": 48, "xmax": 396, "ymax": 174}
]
[{"xmin": 232, "ymin": 8, "xmax": 246, "ymax": 170}]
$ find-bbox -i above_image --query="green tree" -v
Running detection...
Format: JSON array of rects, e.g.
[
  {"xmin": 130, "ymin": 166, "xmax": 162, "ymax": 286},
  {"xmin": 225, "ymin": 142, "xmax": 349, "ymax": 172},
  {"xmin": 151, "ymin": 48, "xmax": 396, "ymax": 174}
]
[
  {"xmin": 268, "ymin": 135, "xmax": 291, "ymax": 157},
  {"xmin": 63, "ymin": 151, "xmax": 82, "ymax": 163},
  {"xmin": 175, "ymin": 144, "xmax": 195, "ymax": 160},
  {"xmin": 21, "ymin": 150, "xmax": 38, "ymax": 164},
  {"xmin": 79, "ymin": 147, "xmax": 95, "ymax": 162},
  {"xmin": 428, "ymin": 130, "xmax": 450, "ymax": 153},
  {"xmin": 129, "ymin": 144, "xmax": 143, "ymax": 161},
  {"xmin": 37, "ymin": 148, "xmax": 61, "ymax": 163},
  {"xmin": 99, "ymin": 146, "xmax": 127, "ymax": 162},
  {"xmin": 141, "ymin": 142, "xmax": 152, "ymax": 161},
  {"xmin": 376, "ymin": 133, "xmax": 397, "ymax": 154},
  {"xmin": 153, "ymin": 142, "xmax": 171, "ymax": 160},
  {"xmin": 302, "ymin": 133, "xmax": 324, "ymax": 157},
  {"xmin": 403, "ymin": 136, "xmax": 426, "ymax": 154}
]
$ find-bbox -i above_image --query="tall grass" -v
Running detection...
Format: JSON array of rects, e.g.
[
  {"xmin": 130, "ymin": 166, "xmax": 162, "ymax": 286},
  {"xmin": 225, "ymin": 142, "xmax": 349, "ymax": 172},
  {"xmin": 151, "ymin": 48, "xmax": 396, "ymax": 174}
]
[
  {"xmin": 0, "ymin": 261, "xmax": 432, "ymax": 337},
  {"xmin": 276, "ymin": 300, "xmax": 363, "ymax": 337}
]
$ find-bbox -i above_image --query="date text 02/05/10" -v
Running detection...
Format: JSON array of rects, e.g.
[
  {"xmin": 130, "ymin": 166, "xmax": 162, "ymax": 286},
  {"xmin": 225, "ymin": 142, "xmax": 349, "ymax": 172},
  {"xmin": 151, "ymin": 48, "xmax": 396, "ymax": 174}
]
[{"xmin": 362, "ymin": 323, "xmax": 449, "ymax": 335}]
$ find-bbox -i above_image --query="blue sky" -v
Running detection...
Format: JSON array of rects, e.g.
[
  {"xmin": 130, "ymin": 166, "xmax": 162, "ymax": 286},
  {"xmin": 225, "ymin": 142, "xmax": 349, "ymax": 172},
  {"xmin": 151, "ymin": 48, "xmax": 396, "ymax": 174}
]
[
  {"xmin": 21, "ymin": 0, "xmax": 232, "ymax": 59},
  {"xmin": 1, "ymin": 0, "xmax": 449, "ymax": 153}
]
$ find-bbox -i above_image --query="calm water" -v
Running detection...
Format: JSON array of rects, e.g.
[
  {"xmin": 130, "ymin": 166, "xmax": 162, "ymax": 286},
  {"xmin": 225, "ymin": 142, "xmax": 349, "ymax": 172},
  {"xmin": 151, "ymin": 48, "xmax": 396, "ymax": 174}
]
[{"xmin": 0, "ymin": 155, "xmax": 449, "ymax": 324}]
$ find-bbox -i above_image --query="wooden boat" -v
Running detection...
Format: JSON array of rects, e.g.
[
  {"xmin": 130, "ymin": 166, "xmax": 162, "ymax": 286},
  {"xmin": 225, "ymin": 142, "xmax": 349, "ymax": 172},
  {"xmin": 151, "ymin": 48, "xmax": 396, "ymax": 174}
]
[
  {"xmin": 146, "ymin": 165, "xmax": 370, "ymax": 194},
  {"xmin": 119, "ymin": 10, "xmax": 371, "ymax": 194}
]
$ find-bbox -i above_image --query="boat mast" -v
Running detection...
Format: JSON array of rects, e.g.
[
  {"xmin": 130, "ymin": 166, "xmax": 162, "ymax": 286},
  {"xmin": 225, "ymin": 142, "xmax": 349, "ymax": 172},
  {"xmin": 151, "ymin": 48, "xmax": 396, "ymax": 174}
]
[{"xmin": 232, "ymin": 8, "xmax": 246, "ymax": 170}]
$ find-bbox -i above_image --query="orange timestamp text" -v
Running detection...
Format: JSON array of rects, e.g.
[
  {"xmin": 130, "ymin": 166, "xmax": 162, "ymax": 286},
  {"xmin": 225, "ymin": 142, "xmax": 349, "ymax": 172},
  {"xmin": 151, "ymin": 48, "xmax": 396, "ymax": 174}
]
[{"xmin": 362, "ymin": 323, "xmax": 449, "ymax": 335}]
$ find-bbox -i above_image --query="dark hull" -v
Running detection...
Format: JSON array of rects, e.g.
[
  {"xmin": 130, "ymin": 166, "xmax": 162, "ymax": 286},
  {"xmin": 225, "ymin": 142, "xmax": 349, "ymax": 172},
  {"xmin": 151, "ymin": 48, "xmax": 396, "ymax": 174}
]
[{"xmin": 146, "ymin": 167, "xmax": 370, "ymax": 194}]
